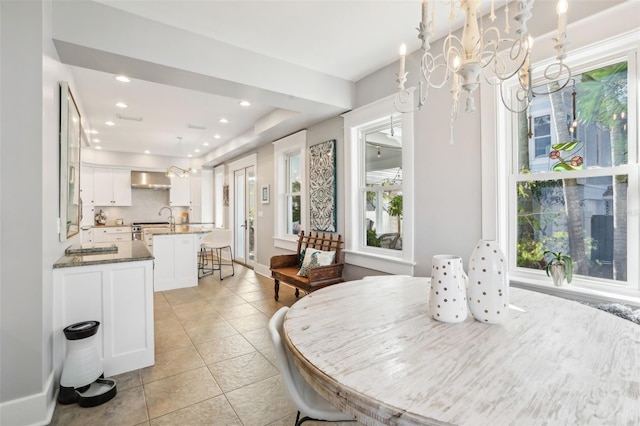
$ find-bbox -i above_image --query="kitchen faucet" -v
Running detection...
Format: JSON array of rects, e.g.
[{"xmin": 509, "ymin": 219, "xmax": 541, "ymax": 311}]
[{"xmin": 158, "ymin": 206, "xmax": 175, "ymax": 228}]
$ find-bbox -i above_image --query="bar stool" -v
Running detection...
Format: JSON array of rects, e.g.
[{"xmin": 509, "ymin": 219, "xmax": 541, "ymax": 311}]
[{"xmin": 199, "ymin": 229, "xmax": 235, "ymax": 280}]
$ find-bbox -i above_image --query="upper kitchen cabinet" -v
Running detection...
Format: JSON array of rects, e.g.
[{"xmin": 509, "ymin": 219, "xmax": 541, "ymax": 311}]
[
  {"xmin": 80, "ymin": 166, "xmax": 95, "ymax": 227},
  {"xmin": 169, "ymin": 177, "xmax": 191, "ymax": 206},
  {"xmin": 94, "ymin": 167, "xmax": 132, "ymax": 206}
]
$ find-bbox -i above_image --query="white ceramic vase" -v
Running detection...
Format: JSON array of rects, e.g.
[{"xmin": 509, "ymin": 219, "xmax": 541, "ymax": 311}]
[
  {"xmin": 468, "ymin": 240, "xmax": 509, "ymax": 324},
  {"xmin": 430, "ymin": 255, "xmax": 468, "ymax": 323},
  {"xmin": 549, "ymin": 262, "xmax": 566, "ymax": 286}
]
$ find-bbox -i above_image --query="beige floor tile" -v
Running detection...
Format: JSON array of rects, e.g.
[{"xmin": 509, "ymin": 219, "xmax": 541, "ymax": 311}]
[
  {"xmin": 225, "ymin": 375, "xmax": 296, "ymax": 426},
  {"xmin": 154, "ymin": 328, "xmax": 193, "ymax": 354},
  {"xmin": 153, "ymin": 304, "xmax": 176, "ymax": 321},
  {"xmin": 238, "ymin": 289, "xmax": 273, "ymax": 303},
  {"xmin": 141, "ymin": 345, "xmax": 204, "ymax": 384},
  {"xmin": 110, "ymin": 369, "xmax": 142, "ymax": 392},
  {"xmin": 143, "ymin": 367, "xmax": 222, "ymax": 419},
  {"xmin": 162, "ymin": 287, "xmax": 201, "ymax": 307},
  {"xmin": 184, "ymin": 320, "xmax": 238, "ymax": 344},
  {"xmin": 227, "ymin": 312, "xmax": 270, "ymax": 333},
  {"xmin": 207, "ymin": 351, "xmax": 279, "ymax": 392},
  {"xmin": 229, "ymin": 282, "xmax": 265, "ymax": 295},
  {"xmin": 251, "ymin": 299, "xmax": 291, "ymax": 317},
  {"xmin": 208, "ymin": 293, "xmax": 250, "ymax": 308},
  {"xmin": 171, "ymin": 300, "xmax": 219, "ymax": 321},
  {"xmin": 149, "ymin": 394, "xmax": 242, "ymax": 425},
  {"xmin": 50, "ymin": 385, "xmax": 148, "ymax": 426},
  {"xmin": 195, "ymin": 334, "xmax": 255, "ymax": 364},
  {"xmin": 178, "ymin": 310, "xmax": 226, "ymax": 330},
  {"xmin": 258, "ymin": 345, "xmax": 279, "ymax": 369},
  {"xmin": 134, "ymin": 421, "xmax": 150, "ymax": 426},
  {"xmin": 242, "ymin": 327, "xmax": 272, "ymax": 350},
  {"xmin": 153, "ymin": 315, "xmax": 182, "ymax": 333},
  {"xmin": 214, "ymin": 302, "xmax": 262, "ymax": 320}
]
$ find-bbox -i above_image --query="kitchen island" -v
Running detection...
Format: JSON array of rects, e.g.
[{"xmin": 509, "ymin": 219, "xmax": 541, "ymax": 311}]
[
  {"xmin": 143, "ymin": 225, "xmax": 212, "ymax": 292},
  {"xmin": 53, "ymin": 240, "xmax": 154, "ymax": 378}
]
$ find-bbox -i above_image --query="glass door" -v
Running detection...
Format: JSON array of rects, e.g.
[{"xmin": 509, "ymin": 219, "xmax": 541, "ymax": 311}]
[{"xmin": 233, "ymin": 165, "xmax": 256, "ymax": 267}]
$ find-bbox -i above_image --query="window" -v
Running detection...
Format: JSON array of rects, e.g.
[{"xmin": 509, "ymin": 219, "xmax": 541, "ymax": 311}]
[
  {"xmin": 343, "ymin": 93, "xmax": 414, "ymax": 275},
  {"xmin": 273, "ymin": 130, "xmax": 307, "ymax": 250},
  {"xmin": 486, "ymin": 33, "xmax": 639, "ymax": 299}
]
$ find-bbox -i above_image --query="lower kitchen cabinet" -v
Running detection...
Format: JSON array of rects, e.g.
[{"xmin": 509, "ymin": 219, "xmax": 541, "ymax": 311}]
[
  {"xmin": 153, "ymin": 233, "xmax": 198, "ymax": 291},
  {"xmin": 53, "ymin": 259, "xmax": 154, "ymax": 378}
]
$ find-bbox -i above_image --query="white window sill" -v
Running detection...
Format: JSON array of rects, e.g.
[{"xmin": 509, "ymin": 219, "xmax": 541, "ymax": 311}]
[
  {"xmin": 344, "ymin": 250, "xmax": 415, "ymax": 276},
  {"xmin": 273, "ymin": 236, "xmax": 298, "ymax": 252},
  {"xmin": 510, "ymin": 273, "xmax": 640, "ymax": 308}
]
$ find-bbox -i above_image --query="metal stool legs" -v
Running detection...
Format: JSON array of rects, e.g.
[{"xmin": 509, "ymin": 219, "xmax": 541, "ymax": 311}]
[{"xmin": 198, "ymin": 245, "xmax": 234, "ymax": 280}]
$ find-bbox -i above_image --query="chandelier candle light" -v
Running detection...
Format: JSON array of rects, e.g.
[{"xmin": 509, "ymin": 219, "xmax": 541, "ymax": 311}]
[{"xmin": 395, "ymin": 0, "xmax": 572, "ymax": 144}]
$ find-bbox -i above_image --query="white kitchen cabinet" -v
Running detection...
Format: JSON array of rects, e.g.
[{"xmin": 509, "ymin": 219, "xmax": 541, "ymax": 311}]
[
  {"xmin": 169, "ymin": 176, "xmax": 191, "ymax": 206},
  {"xmin": 53, "ymin": 259, "xmax": 154, "ymax": 377},
  {"xmin": 153, "ymin": 233, "xmax": 198, "ymax": 291},
  {"xmin": 81, "ymin": 166, "xmax": 95, "ymax": 227},
  {"xmin": 94, "ymin": 168, "xmax": 132, "ymax": 206},
  {"xmin": 189, "ymin": 175, "xmax": 202, "ymax": 223},
  {"xmin": 93, "ymin": 226, "xmax": 132, "ymax": 243},
  {"xmin": 82, "ymin": 228, "xmax": 94, "ymax": 243}
]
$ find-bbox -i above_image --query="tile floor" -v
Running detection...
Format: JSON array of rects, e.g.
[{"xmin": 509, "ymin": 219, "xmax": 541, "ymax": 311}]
[{"xmin": 49, "ymin": 264, "xmax": 359, "ymax": 426}]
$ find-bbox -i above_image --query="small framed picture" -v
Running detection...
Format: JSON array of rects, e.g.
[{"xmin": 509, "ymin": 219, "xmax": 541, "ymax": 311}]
[{"xmin": 261, "ymin": 185, "xmax": 270, "ymax": 204}]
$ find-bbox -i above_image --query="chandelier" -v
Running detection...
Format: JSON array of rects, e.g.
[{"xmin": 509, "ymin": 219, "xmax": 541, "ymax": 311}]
[
  {"xmin": 165, "ymin": 165, "xmax": 196, "ymax": 178},
  {"xmin": 165, "ymin": 136, "xmax": 197, "ymax": 177},
  {"xmin": 395, "ymin": 0, "xmax": 572, "ymax": 142}
]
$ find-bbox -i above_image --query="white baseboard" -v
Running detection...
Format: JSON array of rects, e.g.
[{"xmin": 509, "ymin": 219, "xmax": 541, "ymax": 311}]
[
  {"xmin": 253, "ymin": 262, "xmax": 272, "ymax": 278},
  {"xmin": 0, "ymin": 371, "xmax": 57, "ymax": 426}
]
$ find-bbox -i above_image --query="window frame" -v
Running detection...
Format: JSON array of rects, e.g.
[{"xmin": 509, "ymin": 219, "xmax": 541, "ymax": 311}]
[
  {"xmin": 343, "ymin": 93, "xmax": 415, "ymax": 275},
  {"xmin": 273, "ymin": 130, "xmax": 307, "ymax": 251},
  {"xmin": 481, "ymin": 31, "xmax": 639, "ymax": 303}
]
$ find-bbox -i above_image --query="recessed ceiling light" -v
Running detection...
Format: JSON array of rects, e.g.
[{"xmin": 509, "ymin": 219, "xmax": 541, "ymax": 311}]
[
  {"xmin": 114, "ymin": 75, "xmax": 130, "ymax": 83},
  {"xmin": 105, "ymin": 121, "xmax": 115, "ymax": 126},
  {"xmin": 144, "ymin": 150, "xmax": 150, "ymax": 154},
  {"xmin": 214, "ymin": 134, "xmax": 221, "ymax": 139},
  {"xmin": 93, "ymin": 139, "xmax": 101, "ymax": 143},
  {"xmin": 89, "ymin": 130, "xmax": 99, "ymax": 134},
  {"xmin": 239, "ymin": 100, "xmax": 251, "ymax": 107},
  {"xmin": 219, "ymin": 118, "xmax": 228, "ymax": 124},
  {"xmin": 95, "ymin": 146, "xmax": 102, "ymax": 150},
  {"xmin": 195, "ymin": 149, "xmax": 200, "ymax": 153},
  {"xmin": 203, "ymin": 142, "xmax": 209, "ymax": 146},
  {"xmin": 188, "ymin": 154, "xmax": 192, "ymax": 158},
  {"xmin": 115, "ymin": 102, "xmax": 128, "ymax": 108}
]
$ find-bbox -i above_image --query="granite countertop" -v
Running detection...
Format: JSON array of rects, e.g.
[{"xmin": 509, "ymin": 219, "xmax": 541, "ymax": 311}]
[
  {"xmin": 144, "ymin": 225, "xmax": 213, "ymax": 236},
  {"xmin": 53, "ymin": 241, "xmax": 154, "ymax": 269}
]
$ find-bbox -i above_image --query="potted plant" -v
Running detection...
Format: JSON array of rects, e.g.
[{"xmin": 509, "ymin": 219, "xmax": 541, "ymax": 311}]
[{"xmin": 543, "ymin": 251, "xmax": 573, "ymax": 286}]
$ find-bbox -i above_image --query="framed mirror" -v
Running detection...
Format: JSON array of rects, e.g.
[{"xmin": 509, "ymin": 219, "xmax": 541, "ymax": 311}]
[{"xmin": 59, "ymin": 81, "xmax": 81, "ymax": 241}]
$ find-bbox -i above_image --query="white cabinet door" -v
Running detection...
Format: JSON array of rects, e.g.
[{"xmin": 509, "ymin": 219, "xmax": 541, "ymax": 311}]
[
  {"xmin": 53, "ymin": 260, "xmax": 154, "ymax": 378},
  {"xmin": 93, "ymin": 168, "xmax": 114, "ymax": 206},
  {"xmin": 81, "ymin": 166, "xmax": 95, "ymax": 206},
  {"xmin": 169, "ymin": 177, "xmax": 190, "ymax": 206},
  {"xmin": 189, "ymin": 175, "xmax": 202, "ymax": 223},
  {"xmin": 153, "ymin": 234, "xmax": 197, "ymax": 291},
  {"xmin": 93, "ymin": 168, "xmax": 131, "ymax": 206},
  {"xmin": 112, "ymin": 169, "xmax": 132, "ymax": 206}
]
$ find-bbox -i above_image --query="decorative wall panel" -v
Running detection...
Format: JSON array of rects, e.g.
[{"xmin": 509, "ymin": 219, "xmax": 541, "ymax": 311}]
[{"xmin": 309, "ymin": 140, "xmax": 336, "ymax": 232}]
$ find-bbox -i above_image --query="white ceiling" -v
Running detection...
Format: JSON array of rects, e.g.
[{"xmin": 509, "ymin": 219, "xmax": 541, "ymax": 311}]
[
  {"xmin": 57, "ymin": 0, "xmax": 622, "ymax": 164},
  {"xmin": 60, "ymin": 0, "xmax": 467, "ymax": 162}
]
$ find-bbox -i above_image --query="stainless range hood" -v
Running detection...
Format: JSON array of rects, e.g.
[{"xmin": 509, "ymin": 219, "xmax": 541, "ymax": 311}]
[{"xmin": 131, "ymin": 171, "xmax": 171, "ymax": 190}]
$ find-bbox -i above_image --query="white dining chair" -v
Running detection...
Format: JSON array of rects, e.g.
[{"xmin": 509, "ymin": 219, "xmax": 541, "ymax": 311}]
[
  {"xmin": 268, "ymin": 307, "xmax": 355, "ymax": 426},
  {"xmin": 198, "ymin": 229, "xmax": 234, "ymax": 280}
]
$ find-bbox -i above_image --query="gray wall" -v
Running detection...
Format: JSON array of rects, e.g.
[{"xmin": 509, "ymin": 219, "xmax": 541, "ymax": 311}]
[{"xmin": 1, "ymin": 0, "xmax": 73, "ymax": 419}]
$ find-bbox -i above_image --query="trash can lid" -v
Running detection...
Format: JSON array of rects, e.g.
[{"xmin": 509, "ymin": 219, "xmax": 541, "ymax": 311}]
[{"xmin": 63, "ymin": 321, "xmax": 100, "ymax": 340}]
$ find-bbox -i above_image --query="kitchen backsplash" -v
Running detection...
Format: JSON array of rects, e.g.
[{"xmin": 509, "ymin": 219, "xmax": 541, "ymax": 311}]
[{"xmin": 93, "ymin": 189, "xmax": 188, "ymax": 226}]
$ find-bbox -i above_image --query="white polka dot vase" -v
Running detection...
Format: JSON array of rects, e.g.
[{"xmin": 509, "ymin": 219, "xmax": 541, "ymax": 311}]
[
  {"xmin": 468, "ymin": 240, "xmax": 509, "ymax": 324},
  {"xmin": 430, "ymin": 255, "xmax": 468, "ymax": 323}
]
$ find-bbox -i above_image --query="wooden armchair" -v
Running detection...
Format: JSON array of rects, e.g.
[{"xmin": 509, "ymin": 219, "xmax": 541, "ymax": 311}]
[{"xmin": 270, "ymin": 231, "xmax": 345, "ymax": 301}]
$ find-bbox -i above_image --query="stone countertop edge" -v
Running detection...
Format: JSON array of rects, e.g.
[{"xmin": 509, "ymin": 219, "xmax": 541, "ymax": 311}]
[
  {"xmin": 144, "ymin": 226, "xmax": 213, "ymax": 236},
  {"xmin": 53, "ymin": 241, "xmax": 154, "ymax": 269}
]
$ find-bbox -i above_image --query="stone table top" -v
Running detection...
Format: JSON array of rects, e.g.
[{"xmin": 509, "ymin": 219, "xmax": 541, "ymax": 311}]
[
  {"xmin": 143, "ymin": 225, "xmax": 213, "ymax": 236},
  {"xmin": 283, "ymin": 276, "xmax": 640, "ymax": 425},
  {"xmin": 53, "ymin": 241, "xmax": 153, "ymax": 269}
]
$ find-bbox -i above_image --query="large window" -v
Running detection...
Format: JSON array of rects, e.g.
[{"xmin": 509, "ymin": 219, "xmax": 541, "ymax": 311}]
[
  {"xmin": 343, "ymin": 93, "xmax": 414, "ymax": 275},
  {"xmin": 490, "ymin": 35, "xmax": 639, "ymax": 298},
  {"xmin": 273, "ymin": 130, "xmax": 307, "ymax": 250}
]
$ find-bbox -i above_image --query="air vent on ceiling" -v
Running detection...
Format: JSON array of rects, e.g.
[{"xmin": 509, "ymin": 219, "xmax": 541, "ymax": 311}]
[
  {"xmin": 187, "ymin": 123, "xmax": 206, "ymax": 130},
  {"xmin": 116, "ymin": 113, "xmax": 143, "ymax": 122}
]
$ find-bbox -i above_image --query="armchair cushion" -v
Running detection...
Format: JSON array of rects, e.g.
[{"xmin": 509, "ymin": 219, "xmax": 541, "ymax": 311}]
[{"xmin": 297, "ymin": 250, "xmax": 336, "ymax": 277}]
